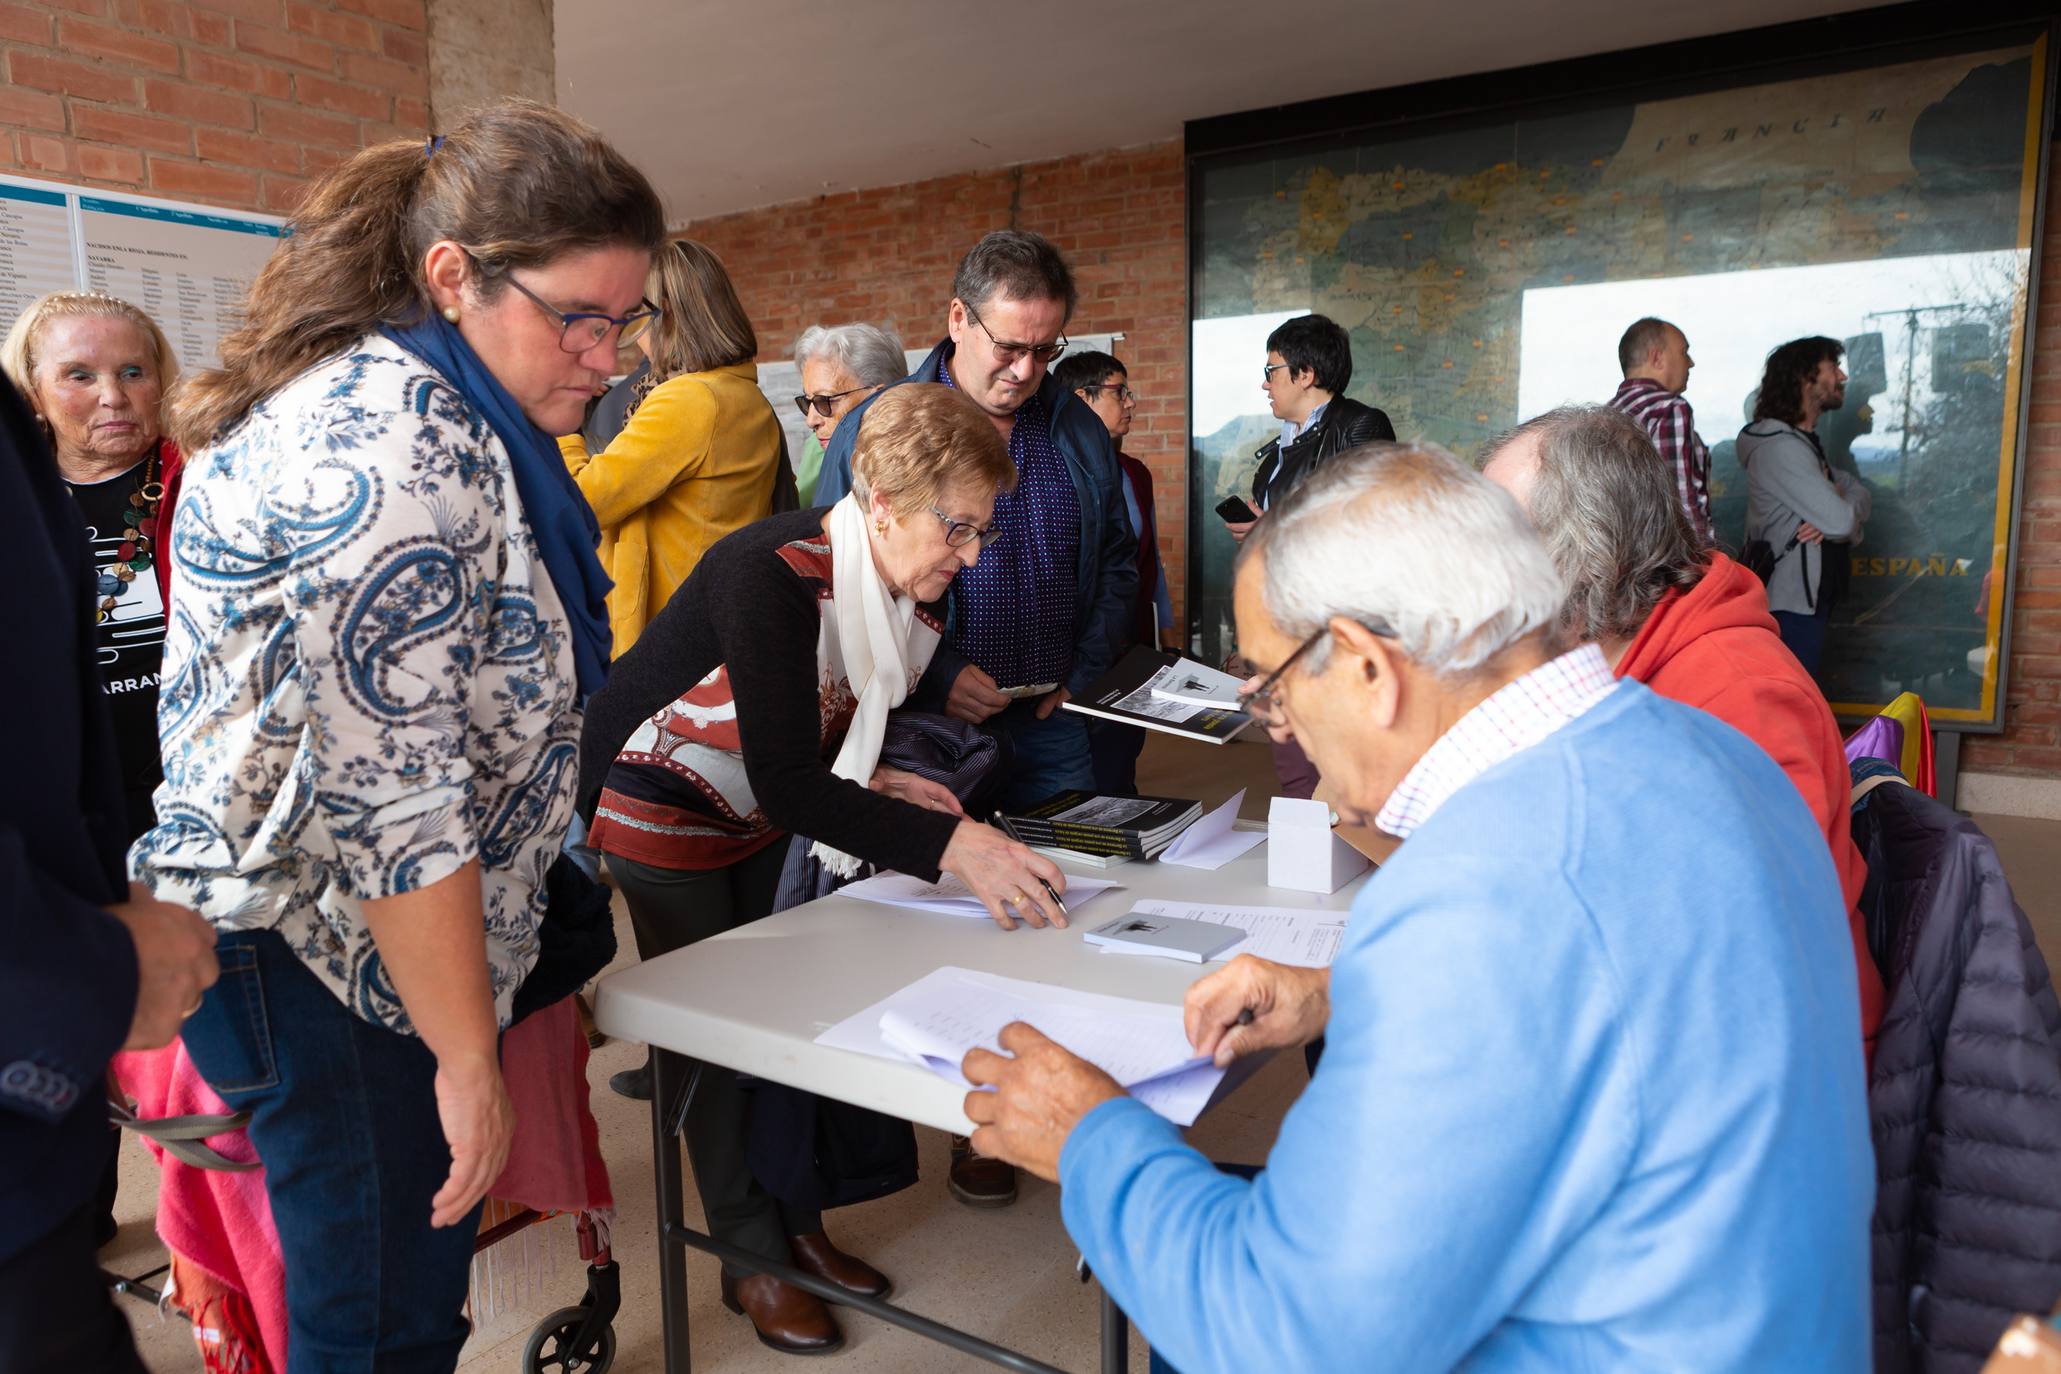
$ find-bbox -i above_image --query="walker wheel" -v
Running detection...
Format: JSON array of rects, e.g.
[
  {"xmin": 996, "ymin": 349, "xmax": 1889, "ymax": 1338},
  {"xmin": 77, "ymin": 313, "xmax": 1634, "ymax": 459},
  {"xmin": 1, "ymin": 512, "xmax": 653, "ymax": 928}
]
[{"xmin": 522, "ymin": 1305, "xmax": 616, "ymax": 1373}]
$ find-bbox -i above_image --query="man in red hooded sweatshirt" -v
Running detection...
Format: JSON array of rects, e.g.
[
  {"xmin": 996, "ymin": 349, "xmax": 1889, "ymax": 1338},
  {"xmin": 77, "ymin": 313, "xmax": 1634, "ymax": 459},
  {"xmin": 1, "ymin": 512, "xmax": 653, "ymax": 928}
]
[{"xmin": 1482, "ymin": 404, "xmax": 1884, "ymax": 1056}]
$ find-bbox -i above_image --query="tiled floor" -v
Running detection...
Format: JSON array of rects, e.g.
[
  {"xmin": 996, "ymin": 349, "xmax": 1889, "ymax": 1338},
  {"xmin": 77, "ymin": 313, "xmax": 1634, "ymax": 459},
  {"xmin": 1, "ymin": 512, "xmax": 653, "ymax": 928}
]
[{"xmin": 118, "ymin": 734, "xmax": 2059, "ymax": 1372}]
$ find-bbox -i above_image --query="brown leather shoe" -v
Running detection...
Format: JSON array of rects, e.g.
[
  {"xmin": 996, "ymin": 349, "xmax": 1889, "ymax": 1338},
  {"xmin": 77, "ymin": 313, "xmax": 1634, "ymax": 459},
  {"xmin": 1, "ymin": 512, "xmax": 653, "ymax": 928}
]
[
  {"xmin": 948, "ymin": 1133, "xmax": 1018, "ymax": 1208},
  {"xmin": 788, "ymin": 1230, "xmax": 891, "ymax": 1299},
  {"xmin": 719, "ymin": 1271, "xmax": 843, "ymax": 1355}
]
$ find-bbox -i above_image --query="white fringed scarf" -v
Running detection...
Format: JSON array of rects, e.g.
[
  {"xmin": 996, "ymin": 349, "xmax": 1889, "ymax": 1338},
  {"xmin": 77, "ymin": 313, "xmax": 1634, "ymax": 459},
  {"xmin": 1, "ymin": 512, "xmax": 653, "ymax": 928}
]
[{"xmin": 813, "ymin": 493, "xmax": 923, "ymax": 876}]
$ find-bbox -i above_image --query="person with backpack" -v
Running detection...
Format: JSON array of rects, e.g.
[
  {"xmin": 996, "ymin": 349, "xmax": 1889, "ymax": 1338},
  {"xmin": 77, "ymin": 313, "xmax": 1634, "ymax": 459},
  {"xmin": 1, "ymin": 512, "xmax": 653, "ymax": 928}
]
[{"xmin": 1739, "ymin": 336, "xmax": 1871, "ymax": 675}]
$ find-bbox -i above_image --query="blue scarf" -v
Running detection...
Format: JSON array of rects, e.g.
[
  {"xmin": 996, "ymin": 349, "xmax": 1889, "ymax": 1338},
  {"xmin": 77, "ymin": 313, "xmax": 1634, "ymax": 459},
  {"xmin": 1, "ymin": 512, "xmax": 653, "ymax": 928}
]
[{"xmin": 379, "ymin": 315, "xmax": 612, "ymax": 698}]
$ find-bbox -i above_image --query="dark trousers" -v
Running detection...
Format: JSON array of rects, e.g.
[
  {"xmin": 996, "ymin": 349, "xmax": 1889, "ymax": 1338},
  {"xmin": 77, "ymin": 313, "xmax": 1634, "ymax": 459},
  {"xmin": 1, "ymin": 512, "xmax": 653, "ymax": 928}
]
[
  {"xmin": 0, "ymin": 1196, "xmax": 146, "ymax": 1374},
  {"xmin": 1773, "ymin": 603, "xmax": 1833, "ymax": 677},
  {"xmin": 606, "ymin": 844, "xmax": 821, "ymax": 1271},
  {"xmin": 983, "ymin": 699, "xmax": 1097, "ymax": 810},
  {"xmin": 1087, "ymin": 717, "xmax": 1147, "ymax": 795},
  {"xmin": 180, "ymin": 930, "xmax": 483, "ymax": 1374},
  {"xmin": 1270, "ymin": 735, "xmax": 1320, "ymax": 800}
]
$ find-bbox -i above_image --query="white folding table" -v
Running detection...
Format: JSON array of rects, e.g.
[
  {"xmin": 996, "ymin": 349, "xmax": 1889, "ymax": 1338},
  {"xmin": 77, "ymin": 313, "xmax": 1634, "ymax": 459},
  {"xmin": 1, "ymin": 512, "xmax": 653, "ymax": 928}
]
[{"xmin": 594, "ymin": 838, "xmax": 1371, "ymax": 1373}]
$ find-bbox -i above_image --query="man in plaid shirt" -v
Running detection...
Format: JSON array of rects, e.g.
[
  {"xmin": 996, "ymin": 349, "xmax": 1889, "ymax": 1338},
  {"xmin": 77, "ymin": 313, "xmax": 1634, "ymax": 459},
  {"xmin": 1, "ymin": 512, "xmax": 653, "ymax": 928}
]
[{"xmin": 1608, "ymin": 318, "xmax": 1711, "ymax": 545}]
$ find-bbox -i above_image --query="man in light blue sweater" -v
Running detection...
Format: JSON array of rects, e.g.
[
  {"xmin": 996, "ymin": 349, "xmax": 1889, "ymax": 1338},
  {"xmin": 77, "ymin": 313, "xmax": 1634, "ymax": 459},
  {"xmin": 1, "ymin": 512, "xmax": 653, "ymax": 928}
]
[{"xmin": 963, "ymin": 443, "xmax": 1873, "ymax": 1371}]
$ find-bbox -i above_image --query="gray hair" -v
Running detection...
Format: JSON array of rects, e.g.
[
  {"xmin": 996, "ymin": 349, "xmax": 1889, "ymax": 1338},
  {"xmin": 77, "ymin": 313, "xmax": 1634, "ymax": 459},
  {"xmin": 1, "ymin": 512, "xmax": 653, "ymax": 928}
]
[
  {"xmin": 1244, "ymin": 442, "xmax": 1565, "ymax": 677},
  {"xmin": 950, "ymin": 229, "xmax": 1077, "ymax": 322},
  {"xmin": 1480, "ymin": 405, "xmax": 1705, "ymax": 644},
  {"xmin": 1617, "ymin": 317, "xmax": 1675, "ymax": 375},
  {"xmin": 792, "ymin": 322, "xmax": 906, "ymax": 389}
]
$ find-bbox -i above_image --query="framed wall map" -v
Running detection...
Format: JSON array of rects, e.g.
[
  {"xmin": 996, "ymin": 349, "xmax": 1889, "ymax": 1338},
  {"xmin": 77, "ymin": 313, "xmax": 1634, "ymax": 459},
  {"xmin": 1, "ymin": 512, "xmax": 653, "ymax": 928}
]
[{"xmin": 1186, "ymin": 6, "xmax": 2056, "ymax": 728}]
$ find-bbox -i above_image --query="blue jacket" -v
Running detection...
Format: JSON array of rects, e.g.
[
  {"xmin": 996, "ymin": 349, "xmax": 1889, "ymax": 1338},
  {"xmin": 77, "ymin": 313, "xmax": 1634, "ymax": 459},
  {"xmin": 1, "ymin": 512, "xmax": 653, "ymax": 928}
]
[
  {"xmin": 814, "ymin": 340, "xmax": 1138, "ymax": 699},
  {"xmin": 0, "ymin": 378, "xmax": 139, "ymax": 1264},
  {"xmin": 1060, "ymin": 684, "xmax": 1873, "ymax": 1372}
]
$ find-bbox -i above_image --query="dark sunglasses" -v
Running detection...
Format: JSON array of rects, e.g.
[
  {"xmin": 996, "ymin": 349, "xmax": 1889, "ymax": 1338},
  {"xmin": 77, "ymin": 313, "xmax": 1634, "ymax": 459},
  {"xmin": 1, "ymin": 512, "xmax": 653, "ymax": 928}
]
[{"xmin": 793, "ymin": 387, "xmax": 870, "ymax": 419}]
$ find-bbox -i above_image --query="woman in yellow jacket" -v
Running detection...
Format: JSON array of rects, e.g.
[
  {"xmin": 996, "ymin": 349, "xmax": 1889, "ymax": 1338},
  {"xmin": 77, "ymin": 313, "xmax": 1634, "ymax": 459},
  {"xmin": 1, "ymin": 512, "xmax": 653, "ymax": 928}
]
[{"xmin": 562, "ymin": 239, "xmax": 784, "ymax": 657}]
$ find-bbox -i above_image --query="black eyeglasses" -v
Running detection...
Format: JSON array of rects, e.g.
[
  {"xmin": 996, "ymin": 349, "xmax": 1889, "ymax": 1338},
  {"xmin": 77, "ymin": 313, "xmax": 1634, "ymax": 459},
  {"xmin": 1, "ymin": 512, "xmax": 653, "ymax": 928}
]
[
  {"xmin": 1081, "ymin": 383, "xmax": 1137, "ymax": 405},
  {"xmin": 479, "ymin": 254, "xmax": 659, "ymax": 354},
  {"xmin": 930, "ymin": 505, "xmax": 1005, "ymax": 550},
  {"xmin": 793, "ymin": 387, "xmax": 870, "ymax": 419},
  {"xmin": 1262, "ymin": 362, "xmax": 1292, "ymax": 382},
  {"xmin": 1238, "ymin": 618, "xmax": 1397, "ymax": 726},
  {"xmin": 964, "ymin": 301, "xmax": 1068, "ymax": 367}
]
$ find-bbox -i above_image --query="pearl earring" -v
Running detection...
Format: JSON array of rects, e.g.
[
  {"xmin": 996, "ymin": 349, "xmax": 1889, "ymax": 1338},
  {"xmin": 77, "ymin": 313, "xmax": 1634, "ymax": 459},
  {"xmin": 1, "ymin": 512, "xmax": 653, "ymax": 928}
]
[{"xmin": 442, "ymin": 304, "xmax": 460, "ymax": 323}]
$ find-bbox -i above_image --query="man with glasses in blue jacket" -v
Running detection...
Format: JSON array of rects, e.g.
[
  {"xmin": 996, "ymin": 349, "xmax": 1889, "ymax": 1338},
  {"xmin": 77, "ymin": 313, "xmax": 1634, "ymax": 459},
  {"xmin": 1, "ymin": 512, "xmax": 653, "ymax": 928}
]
[{"xmin": 815, "ymin": 228, "xmax": 1136, "ymax": 1209}]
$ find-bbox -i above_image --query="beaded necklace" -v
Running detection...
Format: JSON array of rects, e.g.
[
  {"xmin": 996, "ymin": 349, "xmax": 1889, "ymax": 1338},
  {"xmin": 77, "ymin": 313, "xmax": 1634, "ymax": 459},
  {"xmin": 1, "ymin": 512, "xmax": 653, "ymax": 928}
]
[{"xmin": 94, "ymin": 450, "xmax": 163, "ymax": 624}]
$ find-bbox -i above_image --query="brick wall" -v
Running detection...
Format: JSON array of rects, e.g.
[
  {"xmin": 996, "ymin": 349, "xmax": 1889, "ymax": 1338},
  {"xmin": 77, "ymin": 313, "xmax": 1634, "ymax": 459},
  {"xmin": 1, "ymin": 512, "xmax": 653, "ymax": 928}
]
[
  {"xmin": 1961, "ymin": 141, "xmax": 2061, "ymax": 779},
  {"xmin": 692, "ymin": 134, "xmax": 2061, "ymax": 778},
  {"xmin": 678, "ymin": 139, "xmax": 1192, "ymax": 625},
  {"xmin": 0, "ymin": 0, "xmax": 431, "ymax": 216}
]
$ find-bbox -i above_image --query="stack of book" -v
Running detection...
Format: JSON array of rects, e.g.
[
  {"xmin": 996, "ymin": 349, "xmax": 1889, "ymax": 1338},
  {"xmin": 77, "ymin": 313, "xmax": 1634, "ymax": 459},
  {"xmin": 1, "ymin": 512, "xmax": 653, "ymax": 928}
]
[{"xmin": 997, "ymin": 790, "xmax": 1203, "ymax": 863}]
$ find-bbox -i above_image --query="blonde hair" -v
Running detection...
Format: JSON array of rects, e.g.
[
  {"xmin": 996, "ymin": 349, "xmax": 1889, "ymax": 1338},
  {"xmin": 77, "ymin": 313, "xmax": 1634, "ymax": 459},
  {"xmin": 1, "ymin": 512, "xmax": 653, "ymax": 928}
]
[
  {"xmin": 850, "ymin": 383, "xmax": 1015, "ymax": 513},
  {"xmin": 170, "ymin": 98, "xmax": 666, "ymax": 452},
  {"xmin": 3, "ymin": 290, "xmax": 178, "ymax": 431},
  {"xmin": 627, "ymin": 239, "xmax": 756, "ymax": 417}
]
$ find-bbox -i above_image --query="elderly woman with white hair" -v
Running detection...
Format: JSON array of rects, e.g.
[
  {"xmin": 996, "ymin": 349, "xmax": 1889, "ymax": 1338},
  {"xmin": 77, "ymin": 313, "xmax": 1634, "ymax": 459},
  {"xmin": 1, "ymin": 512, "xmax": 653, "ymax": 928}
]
[
  {"xmin": 3, "ymin": 290, "xmax": 182, "ymax": 846},
  {"xmin": 791, "ymin": 321, "xmax": 905, "ymax": 496},
  {"xmin": 959, "ymin": 442, "xmax": 1874, "ymax": 1373}
]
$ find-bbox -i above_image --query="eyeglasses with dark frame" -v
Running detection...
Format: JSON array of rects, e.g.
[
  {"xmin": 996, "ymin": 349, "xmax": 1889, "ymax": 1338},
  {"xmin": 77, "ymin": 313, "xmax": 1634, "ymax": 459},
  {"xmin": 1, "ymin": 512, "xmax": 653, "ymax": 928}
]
[
  {"xmin": 793, "ymin": 387, "xmax": 870, "ymax": 419},
  {"xmin": 1080, "ymin": 382, "xmax": 1137, "ymax": 406},
  {"xmin": 929, "ymin": 504, "xmax": 1005, "ymax": 550},
  {"xmin": 1239, "ymin": 618, "xmax": 1398, "ymax": 726},
  {"xmin": 963, "ymin": 300, "xmax": 1068, "ymax": 367},
  {"xmin": 1262, "ymin": 362, "xmax": 1293, "ymax": 382},
  {"xmin": 473, "ymin": 253, "xmax": 659, "ymax": 354}
]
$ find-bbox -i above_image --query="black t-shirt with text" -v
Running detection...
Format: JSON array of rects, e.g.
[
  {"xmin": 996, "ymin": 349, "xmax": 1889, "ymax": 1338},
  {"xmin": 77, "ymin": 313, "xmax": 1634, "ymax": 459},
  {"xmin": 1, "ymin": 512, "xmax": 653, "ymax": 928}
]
[{"xmin": 64, "ymin": 459, "xmax": 166, "ymax": 832}]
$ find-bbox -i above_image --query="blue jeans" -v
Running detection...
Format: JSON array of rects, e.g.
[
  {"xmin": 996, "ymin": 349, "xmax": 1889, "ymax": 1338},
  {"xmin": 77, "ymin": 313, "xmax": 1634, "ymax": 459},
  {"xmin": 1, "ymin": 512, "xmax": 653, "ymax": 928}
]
[
  {"xmin": 180, "ymin": 930, "xmax": 485, "ymax": 1374},
  {"xmin": 985, "ymin": 698, "xmax": 1097, "ymax": 810}
]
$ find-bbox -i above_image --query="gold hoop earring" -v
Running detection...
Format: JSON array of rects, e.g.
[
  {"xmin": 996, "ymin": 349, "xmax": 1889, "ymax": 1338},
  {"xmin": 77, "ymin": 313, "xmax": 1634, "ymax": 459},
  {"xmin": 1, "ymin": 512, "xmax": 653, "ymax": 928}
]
[{"xmin": 441, "ymin": 304, "xmax": 460, "ymax": 323}]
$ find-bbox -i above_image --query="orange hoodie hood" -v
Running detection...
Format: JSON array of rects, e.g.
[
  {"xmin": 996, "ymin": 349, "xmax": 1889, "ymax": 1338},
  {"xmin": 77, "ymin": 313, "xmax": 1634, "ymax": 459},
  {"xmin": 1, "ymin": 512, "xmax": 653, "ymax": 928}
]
[{"xmin": 1616, "ymin": 552, "xmax": 1780, "ymax": 687}]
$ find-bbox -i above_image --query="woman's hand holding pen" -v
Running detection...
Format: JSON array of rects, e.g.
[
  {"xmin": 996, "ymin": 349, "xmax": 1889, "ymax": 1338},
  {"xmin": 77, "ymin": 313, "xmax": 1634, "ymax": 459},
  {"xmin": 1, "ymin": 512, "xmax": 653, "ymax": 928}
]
[{"xmin": 940, "ymin": 819, "xmax": 1069, "ymax": 932}]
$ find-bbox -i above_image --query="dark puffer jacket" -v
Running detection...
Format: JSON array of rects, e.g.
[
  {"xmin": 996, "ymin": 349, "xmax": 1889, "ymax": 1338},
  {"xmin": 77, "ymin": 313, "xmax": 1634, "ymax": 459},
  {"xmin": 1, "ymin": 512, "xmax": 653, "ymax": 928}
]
[{"xmin": 1857, "ymin": 774, "xmax": 2061, "ymax": 1372}]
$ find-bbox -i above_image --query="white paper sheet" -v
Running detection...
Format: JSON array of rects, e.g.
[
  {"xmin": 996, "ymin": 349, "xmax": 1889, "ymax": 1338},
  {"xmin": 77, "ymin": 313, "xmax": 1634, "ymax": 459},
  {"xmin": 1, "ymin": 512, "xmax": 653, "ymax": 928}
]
[
  {"xmin": 815, "ymin": 966, "xmax": 1226, "ymax": 1125},
  {"xmin": 1158, "ymin": 789, "xmax": 1267, "ymax": 870},
  {"xmin": 1098, "ymin": 899, "xmax": 1349, "ymax": 968},
  {"xmin": 838, "ymin": 870, "xmax": 1120, "ymax": 920}
]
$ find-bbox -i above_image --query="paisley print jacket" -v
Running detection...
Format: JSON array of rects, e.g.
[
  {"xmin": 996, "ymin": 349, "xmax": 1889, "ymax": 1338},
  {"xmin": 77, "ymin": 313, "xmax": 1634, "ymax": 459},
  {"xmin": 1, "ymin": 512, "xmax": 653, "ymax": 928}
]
[{"xmin": 130, "ymin": 335, "xmax": 580, "ymax": 1033}]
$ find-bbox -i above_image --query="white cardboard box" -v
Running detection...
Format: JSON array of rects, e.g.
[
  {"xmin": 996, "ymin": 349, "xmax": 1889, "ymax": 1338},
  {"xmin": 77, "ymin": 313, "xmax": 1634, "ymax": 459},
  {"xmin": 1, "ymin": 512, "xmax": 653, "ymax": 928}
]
[{"xmin": 1266, "ymin": 796, "xmax": 1370, "ymax": 895}]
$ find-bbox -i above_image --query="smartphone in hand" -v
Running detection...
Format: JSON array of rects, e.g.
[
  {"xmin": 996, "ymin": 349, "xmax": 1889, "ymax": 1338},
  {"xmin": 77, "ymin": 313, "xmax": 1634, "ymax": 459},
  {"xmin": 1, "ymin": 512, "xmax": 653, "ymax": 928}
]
[{"xmin": 1215, "ymin": 494, "xmax": 1259, "ymax": 524}]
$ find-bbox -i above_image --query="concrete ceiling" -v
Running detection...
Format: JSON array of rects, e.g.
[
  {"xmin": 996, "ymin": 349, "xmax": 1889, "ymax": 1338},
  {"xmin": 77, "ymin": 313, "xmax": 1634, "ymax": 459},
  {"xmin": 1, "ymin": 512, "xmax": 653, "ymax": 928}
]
[{"xmin": 556, "ymin": 0, "xmax": 1877, "ymax": 228}]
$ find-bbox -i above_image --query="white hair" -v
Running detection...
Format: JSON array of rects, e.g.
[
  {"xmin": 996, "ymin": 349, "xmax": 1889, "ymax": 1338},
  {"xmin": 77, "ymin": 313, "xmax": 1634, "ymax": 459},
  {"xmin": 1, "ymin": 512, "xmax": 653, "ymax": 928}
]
[
  {"xmin": 1246, "ymin": 442, "xmax": 1567, "ymax": 677},
  {"xmin": 792, "ymin": 322, "xmax": 906, "ymax": 388}
]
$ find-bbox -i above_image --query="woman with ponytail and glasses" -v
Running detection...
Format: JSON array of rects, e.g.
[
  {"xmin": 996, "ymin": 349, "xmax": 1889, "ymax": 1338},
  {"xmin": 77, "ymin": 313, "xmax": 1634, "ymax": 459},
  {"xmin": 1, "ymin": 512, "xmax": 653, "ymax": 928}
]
[
  {"xmin": 560, "ymin": 238, "xmax": 788, "ymax": 659},
  {"xmin": 128, "ymin": 99, "xmax": 665, "ymax": 1370}
]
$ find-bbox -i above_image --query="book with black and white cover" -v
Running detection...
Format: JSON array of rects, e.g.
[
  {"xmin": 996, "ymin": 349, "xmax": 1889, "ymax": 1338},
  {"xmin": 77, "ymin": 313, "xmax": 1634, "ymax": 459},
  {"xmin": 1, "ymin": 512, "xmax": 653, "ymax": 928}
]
[
  {"xmin": 1061, "ymin": 645, "xmax": 1254, "ymax": 745},
  {"xmin": 1083, "ymin": 913, "xmax": 1247, "ymax": 963},
  {"xmin": 997, "ymin": 789, "xmax": 1202, "ymax": 860}
]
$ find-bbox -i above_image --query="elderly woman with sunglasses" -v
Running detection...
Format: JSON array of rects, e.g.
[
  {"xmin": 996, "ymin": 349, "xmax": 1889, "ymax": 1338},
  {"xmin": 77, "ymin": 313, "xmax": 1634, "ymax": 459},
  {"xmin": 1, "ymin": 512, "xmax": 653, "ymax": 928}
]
[
  {"xmin": 790, "ymin": 321, "xmax": 906, "ymax": 494},
  {"xmin": 560, "ymin": 238, "xmax": 786, "ymax": 659},
  {"xmin": 577, "ymin": 382, "xmax": 1066, "ymax": 1355}
]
